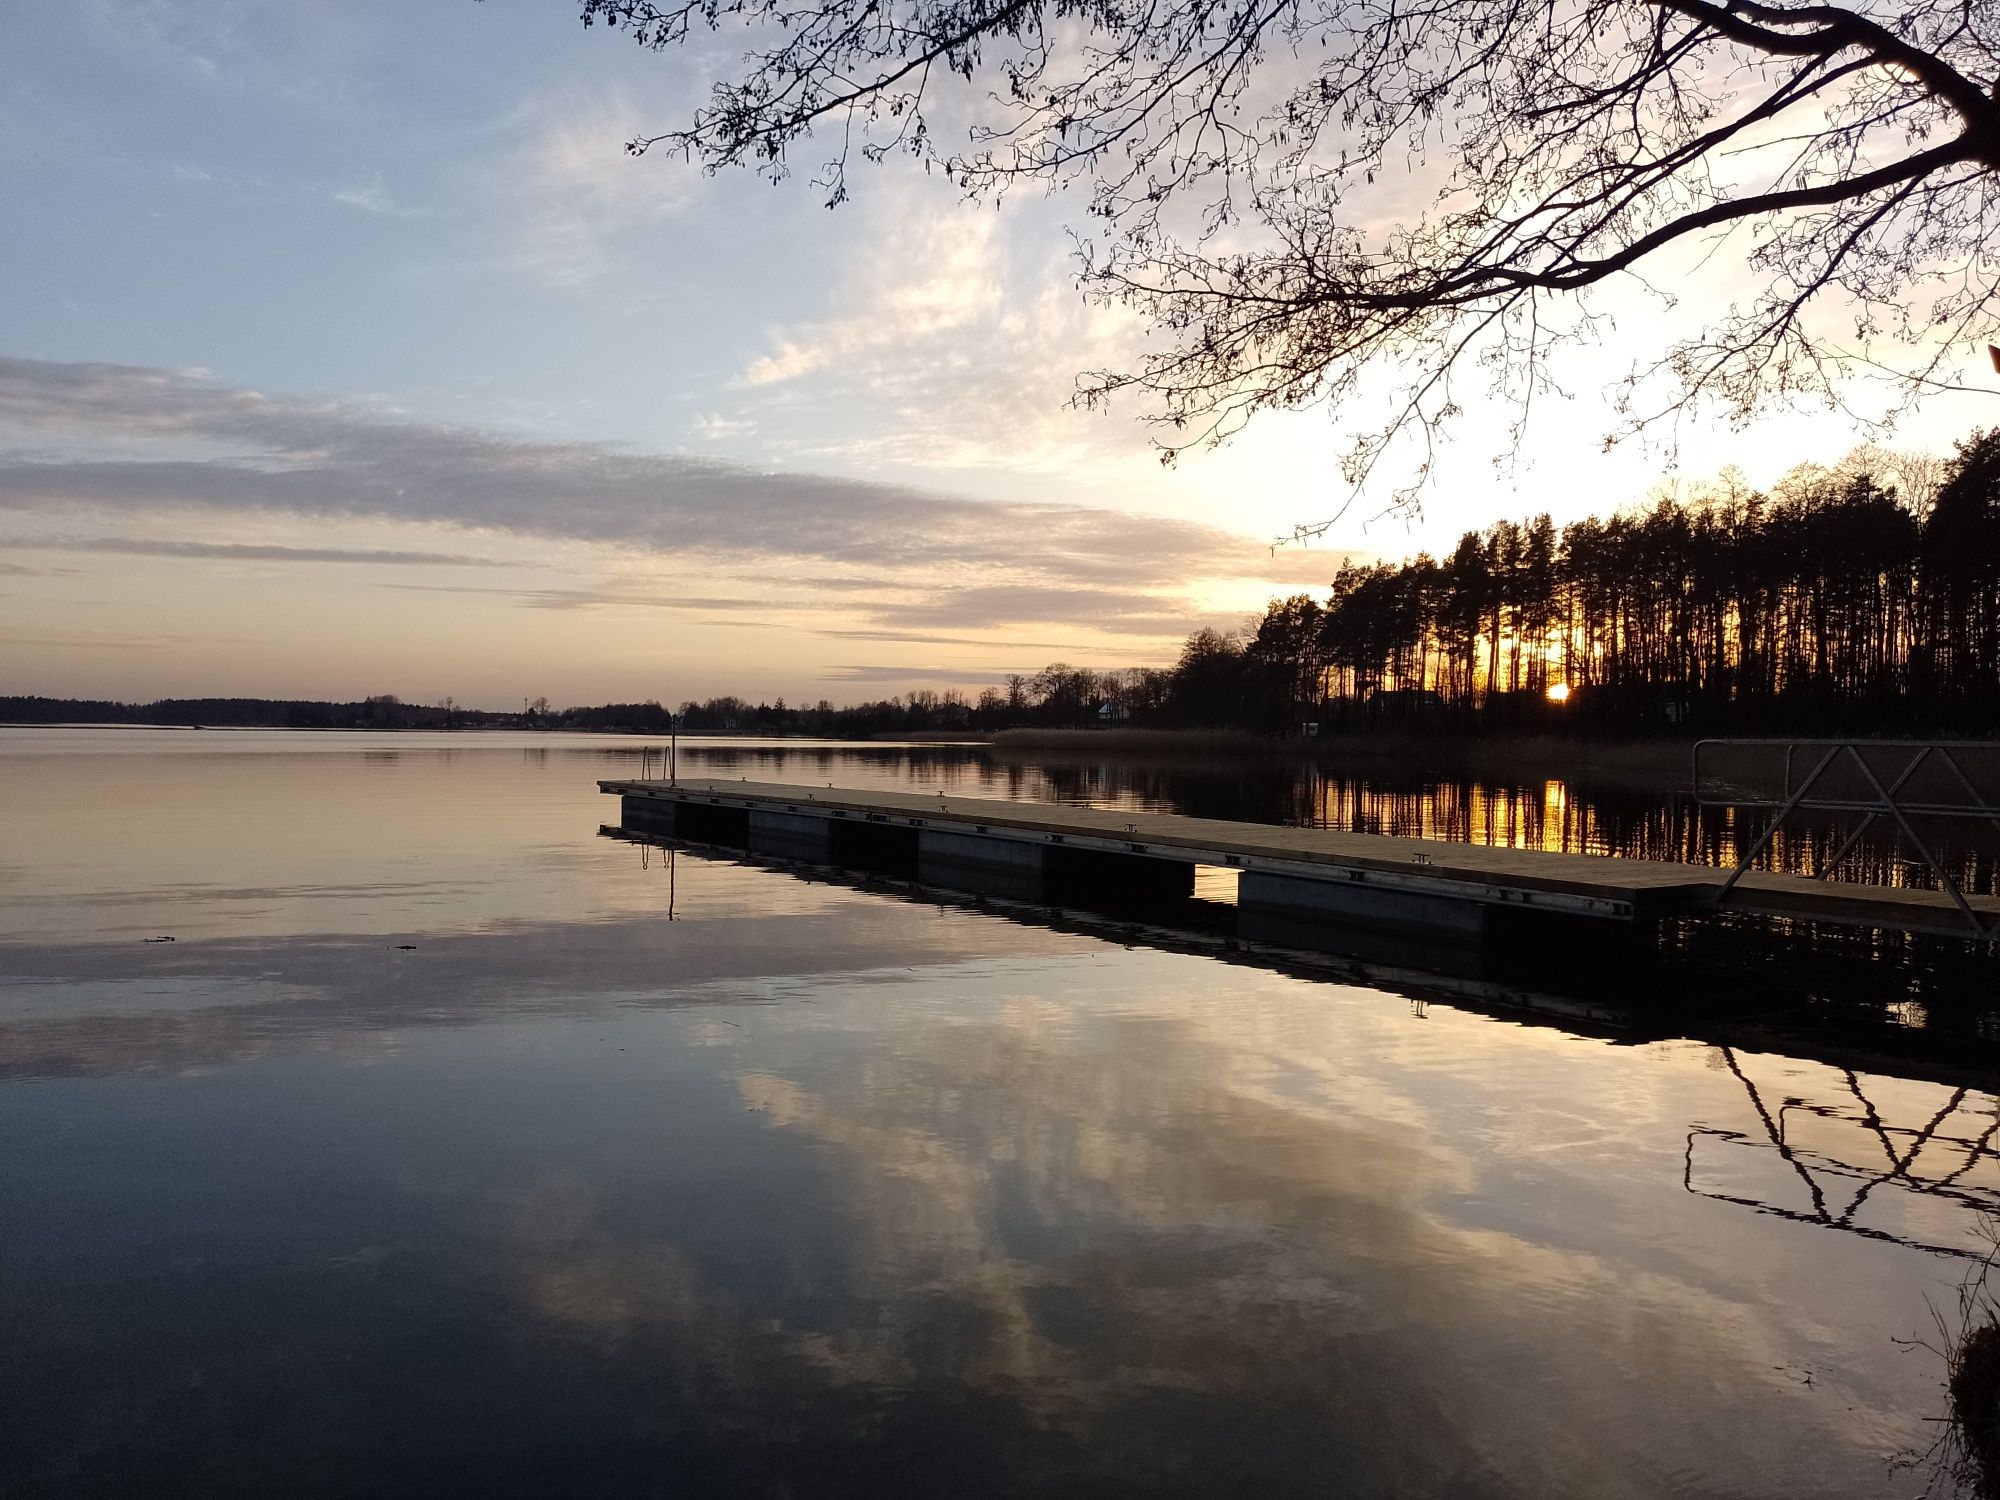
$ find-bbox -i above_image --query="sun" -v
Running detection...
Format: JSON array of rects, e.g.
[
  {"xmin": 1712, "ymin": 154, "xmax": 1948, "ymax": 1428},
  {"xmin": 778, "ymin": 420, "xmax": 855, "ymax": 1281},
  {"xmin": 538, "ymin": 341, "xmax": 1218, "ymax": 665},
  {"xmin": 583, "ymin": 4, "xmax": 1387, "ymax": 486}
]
[{"xmin": 1545, "ymin": 682, "xmax": 1572, "ymax": 704}]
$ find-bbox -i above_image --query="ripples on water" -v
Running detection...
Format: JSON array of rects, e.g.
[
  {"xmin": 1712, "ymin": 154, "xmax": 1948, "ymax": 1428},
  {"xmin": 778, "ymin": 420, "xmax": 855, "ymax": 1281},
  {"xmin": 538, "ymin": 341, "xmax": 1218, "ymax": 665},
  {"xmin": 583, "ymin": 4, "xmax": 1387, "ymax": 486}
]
[{"xmin": 2, "ymin": 729, "xmax": 1998, "ymax": 1498}]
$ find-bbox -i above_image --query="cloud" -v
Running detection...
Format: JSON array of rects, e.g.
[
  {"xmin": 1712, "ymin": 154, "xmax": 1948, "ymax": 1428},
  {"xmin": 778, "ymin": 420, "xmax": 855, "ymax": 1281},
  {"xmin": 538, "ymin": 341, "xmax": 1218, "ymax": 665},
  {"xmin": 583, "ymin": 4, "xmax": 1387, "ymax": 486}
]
[
  {"xmin": 814, "ymin": 629, "xmax": 1078, "ymax": 649},
  {"xmin": 329, "ymin": 179, "xmax": 392, "ymax": 214},
  {"xmin": 0, "ymin": 625, "xmax": 246, "ymax": 651},
  {"xmin": 381, "ymin": 583, "xmax": 829, "ymax": 615},
  {"xmin": 862, "ymin": 584, "xmax": 1212, "ymax": 635},
  {"xmin": 374, "ymin": 580, "xmax": 1227, "ymax": 641},
  {"xmin": 502, "ymin": 92, "xmax": 702, "ymax": 286},
  {"xmin": 817, "ymin": 664, "xmax": 1023, "ymax": 684},
  {"xmin": 730, "ymin": 187, "xmax": 1153, "ymax": 476},
  {"xmin": 693, "ymin": 413, "xmax": 756, "ymax": 441},
  {"xmin": 0, "ymin": 360, "xmax": 1329, "ymax": 621},
  {"xmin": 28, "ymin": 539, "xmax": 501, "ymax": 566},
  {"xmin": 384, "ymin": 578, "xmax": 1143, "ymax": 644},
  {"xmin": 158, "ymin": 159, "xmax": 405, "ymax": 219},
  {"xmin": 739, "ymin": 206, "xmax": 1006, "ymax": 389}
]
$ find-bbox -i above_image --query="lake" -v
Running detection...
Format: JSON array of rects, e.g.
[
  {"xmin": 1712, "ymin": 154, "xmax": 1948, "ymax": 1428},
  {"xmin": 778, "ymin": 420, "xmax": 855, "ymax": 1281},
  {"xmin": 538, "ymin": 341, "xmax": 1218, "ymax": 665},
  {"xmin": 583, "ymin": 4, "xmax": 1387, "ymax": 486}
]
[{"xmin": 3, "ymin": 727, "xmax": 1996, "ymax": 1498}]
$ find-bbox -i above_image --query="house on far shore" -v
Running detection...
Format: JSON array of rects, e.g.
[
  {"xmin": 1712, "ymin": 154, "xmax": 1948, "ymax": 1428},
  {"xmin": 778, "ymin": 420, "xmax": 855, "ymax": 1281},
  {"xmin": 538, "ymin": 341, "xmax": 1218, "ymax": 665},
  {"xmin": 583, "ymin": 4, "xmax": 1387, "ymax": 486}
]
[{"xmin": 1096, "ymin": 701, "xmax": 1133, "ymax": 723}]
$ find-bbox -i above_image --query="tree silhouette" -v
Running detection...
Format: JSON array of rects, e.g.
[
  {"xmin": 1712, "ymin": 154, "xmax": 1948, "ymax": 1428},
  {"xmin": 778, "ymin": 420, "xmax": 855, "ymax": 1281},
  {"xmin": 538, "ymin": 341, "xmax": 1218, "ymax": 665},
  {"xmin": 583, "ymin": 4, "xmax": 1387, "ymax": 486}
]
[
  {"xmin": 1295, "ymin": 435, "xmax": 2000, "ymax": 733},
  {"xmin": 1242, "ymin": 594, "xmax": 1327, "ymax": 728}
]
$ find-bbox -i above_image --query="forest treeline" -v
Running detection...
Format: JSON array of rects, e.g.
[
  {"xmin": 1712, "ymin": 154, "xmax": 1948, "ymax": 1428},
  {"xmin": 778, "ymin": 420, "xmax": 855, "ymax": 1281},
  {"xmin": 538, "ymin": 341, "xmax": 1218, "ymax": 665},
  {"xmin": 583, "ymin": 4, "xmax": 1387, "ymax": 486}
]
[
  {"xmin": 760, "ymin": 426, "xmax": 2000, "ymax": 739},
  {"xmin": 1299, "ymin": 428, "xmax": 2000, "ymax": 735},
  {"xmin": 0, "ymin": 694, "xmax": 535, "ymax": 731},
  {"xmin": 1293, "ymin": 429, "xmax": 2000, "ymax": 735},
  {"xmin": 10, "ymin": 429, "xmax": 1999, "ymax": 741},
  {"xmin": 631, "ymin": 431, "xmax": 2000, "ymax": 741},
  {"xmin": 895, "ymin": 425, "xmax": 2000, "ymax": 738}
]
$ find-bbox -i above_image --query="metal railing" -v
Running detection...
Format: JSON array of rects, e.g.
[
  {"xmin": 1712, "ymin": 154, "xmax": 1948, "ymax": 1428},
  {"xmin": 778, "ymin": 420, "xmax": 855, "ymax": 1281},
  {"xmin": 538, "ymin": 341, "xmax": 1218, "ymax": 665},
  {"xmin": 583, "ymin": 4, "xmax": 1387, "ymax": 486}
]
[
  {"xmin": 635, "ymin": 722, "xmax": 679, "ymax": 785},
  {"xmin": 1693, "ymin": 739, "xmax": 2000, "ymax": 935}
]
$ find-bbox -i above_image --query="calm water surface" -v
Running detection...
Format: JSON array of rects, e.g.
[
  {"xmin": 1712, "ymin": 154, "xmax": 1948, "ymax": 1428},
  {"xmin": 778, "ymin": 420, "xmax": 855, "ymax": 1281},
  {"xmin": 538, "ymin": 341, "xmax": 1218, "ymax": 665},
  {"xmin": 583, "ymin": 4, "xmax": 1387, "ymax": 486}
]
[{"xmin": 4, "ymin": 728, "xmax": 1997, "ymax": 1497}]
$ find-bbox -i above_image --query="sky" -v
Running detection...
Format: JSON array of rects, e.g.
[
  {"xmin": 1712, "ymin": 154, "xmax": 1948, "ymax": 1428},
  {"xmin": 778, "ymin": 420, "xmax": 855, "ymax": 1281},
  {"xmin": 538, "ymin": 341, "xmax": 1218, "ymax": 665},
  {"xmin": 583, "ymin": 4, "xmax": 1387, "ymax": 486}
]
[{"xmin": 2, "ymin": 0, "xmax": 1994, "ymax": 708}]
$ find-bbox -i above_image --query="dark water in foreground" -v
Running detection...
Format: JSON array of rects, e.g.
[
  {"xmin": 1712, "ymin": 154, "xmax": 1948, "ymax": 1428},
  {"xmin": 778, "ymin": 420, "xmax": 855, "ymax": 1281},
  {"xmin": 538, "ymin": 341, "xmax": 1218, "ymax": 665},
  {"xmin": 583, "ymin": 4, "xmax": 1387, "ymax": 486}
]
[{"xmin": 4, "ymin": 729, "xmax": 1999, "ymax": 1497}]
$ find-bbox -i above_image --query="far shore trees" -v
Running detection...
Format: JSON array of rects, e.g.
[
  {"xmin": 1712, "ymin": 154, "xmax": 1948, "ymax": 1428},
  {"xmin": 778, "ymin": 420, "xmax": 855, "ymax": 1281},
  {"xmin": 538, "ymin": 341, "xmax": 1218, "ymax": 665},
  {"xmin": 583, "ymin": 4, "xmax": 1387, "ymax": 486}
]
[
  {"xmin": 676, "ymin": 426, "xmax": 2000, "ymax": 737},
  {"xmin": 570, "ymin": 0, "xmax": 2000, "ymax": 511}
]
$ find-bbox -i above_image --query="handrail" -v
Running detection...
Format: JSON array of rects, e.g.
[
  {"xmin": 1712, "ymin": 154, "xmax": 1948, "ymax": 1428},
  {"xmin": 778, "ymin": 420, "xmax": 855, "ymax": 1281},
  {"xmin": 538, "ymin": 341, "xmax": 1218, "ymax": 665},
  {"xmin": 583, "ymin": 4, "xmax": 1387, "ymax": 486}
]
[{"xmin": 1692, "ymin": 739, "xmax": 2000, "ymax": 936}]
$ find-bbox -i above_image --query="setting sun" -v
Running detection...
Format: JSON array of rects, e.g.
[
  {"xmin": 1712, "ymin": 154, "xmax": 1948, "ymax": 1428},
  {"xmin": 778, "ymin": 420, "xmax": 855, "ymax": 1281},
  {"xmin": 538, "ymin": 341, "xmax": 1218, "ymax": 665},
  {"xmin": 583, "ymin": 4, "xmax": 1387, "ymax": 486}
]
[{"xmin": 1546, "ymin": 682, "xmax": 1573, "ymax": 704}]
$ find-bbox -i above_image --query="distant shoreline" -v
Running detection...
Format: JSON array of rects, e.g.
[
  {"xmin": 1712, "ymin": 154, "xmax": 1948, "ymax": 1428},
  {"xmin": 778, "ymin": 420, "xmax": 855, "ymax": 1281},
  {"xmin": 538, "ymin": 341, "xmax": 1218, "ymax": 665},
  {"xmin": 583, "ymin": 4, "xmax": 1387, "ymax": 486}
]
[
  {"xmin": 0, "ymin": 721, "xmax": 866, "ymax": 740},
  {"xmin": 4, "ymin": 718, "xmax": 1697, "ymax": 785},
  {"xmin": 0, "ymin": 720, "xmax": 573, "ymax": 733}
]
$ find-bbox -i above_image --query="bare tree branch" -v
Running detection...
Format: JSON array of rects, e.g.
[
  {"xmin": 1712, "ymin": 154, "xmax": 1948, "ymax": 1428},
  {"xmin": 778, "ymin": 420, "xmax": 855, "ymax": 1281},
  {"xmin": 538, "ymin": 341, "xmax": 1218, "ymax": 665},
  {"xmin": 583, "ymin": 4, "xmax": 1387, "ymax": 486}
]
[{"xmin": 565, "ymin": 0, "xmax": 2000, "ymax": 512}]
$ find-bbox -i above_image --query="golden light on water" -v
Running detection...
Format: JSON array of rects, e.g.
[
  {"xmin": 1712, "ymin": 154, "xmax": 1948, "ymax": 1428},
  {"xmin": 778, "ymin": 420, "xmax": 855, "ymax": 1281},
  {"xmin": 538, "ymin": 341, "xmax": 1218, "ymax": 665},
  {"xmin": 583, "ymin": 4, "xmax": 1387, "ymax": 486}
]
[{"xmin": 1546, "ymin": 682, "xmax": 1572, "ymax": 704}]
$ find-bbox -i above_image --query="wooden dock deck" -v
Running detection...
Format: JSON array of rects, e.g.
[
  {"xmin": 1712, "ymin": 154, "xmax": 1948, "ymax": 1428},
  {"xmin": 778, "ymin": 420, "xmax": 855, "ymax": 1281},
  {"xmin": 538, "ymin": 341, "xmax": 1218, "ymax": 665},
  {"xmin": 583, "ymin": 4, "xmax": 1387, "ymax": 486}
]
[{"xmin": 600, "ymin": 778, "xmax": 2000, "ymax": 941}]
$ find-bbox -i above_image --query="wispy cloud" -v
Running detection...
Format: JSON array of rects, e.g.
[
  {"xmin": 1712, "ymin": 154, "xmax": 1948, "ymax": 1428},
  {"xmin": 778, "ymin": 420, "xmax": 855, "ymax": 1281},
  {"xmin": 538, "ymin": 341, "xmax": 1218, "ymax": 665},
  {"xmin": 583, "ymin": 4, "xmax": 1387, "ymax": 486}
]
[
  {"xmin": 376, "ymin": 581, "xmax": 1221, "ymax": 640},
  {"xmin": 693, "ymin": 413, "xmax": 756, "ymax": 442},
  {"xmin": 329, "ymin": 179, "xmax": 392, "ymax": 214},
  {"xmin": 381, "ymin": 583, "xmax": 828, "ymax": 615},
  {"xmin": 502, "ymin": 91, "xmax": 701, "ymax": 287},
  {"xmin": 0, "ymin": 625, "xmax": 246, "ymax": 651},
  {"xmin": 817, "ymin": 664, "xmax": 1021, "ymax": 684},
  {"xmin": 814, "ymin": 628, "xmax": 1078, "ymax": 649},
  {"xmin": 731, "ymin": 187, "xmax": 1150, "ymax": 476},
  {"xmin": 0, "ymin": 358, "xmax": 1331, "ymax": 648},
  {"xmin": 27, "ymin": 539, "xmax": 501, "ymax": 566},
  {"xmin": 855, "ymin": 583, "xmax": 1244, "ymax": 639},
  {"xmin": 161, "ymin": 159, "xmax": 406, "ymax": 218},
  {"xmin": 739, "ymin": 203, "xmax": 1005, "ymax": 389}
]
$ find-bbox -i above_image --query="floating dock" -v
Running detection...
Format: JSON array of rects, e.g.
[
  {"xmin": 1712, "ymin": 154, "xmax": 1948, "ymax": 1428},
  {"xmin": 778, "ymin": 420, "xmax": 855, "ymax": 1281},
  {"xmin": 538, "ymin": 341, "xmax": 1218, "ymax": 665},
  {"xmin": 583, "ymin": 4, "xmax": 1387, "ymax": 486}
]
[{"xmin": 600, "ymin": 778, "xmax": 2000, "ymax": 943}]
